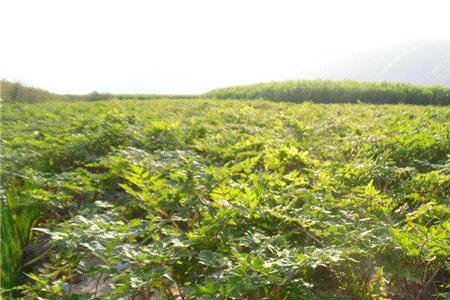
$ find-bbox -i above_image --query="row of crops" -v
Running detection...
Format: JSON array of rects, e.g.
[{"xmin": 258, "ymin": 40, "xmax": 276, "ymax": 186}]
[
  {"xmin": 205, "ymin": 80, "xmax": 450, "ymax": 105},
  {"xmin": 1, "ymin": 99, "xmax": 450, "ymax": 299},
  {"xmin": 3, "ymin": 79, "xmax": 450, "ymax": 105}
]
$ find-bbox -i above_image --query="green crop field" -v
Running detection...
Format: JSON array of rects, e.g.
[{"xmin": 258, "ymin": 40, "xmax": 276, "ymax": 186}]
[
  {"xmin": 206, "ymin": 80, "xmax": 450, "ymax": 105},
  {"xmin": 1, "ymin": 99, "xmax": 450, "ymax": 299}
]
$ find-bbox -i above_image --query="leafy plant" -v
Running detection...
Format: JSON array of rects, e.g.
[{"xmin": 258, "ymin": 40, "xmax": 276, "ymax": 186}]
[{"xmin": 1, "ymin": 99, "xmax": 449, "ymax": 299}]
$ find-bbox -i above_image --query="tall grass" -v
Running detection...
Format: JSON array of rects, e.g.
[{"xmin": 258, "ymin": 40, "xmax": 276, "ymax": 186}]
[
  {"xmin": 0, "ymin": 80, "xmax": 113, "ymax": 103},
  {"xmin": 115, "ymin": 94, "xmax": 198, "ymax": 100},
  {"xmin": 0, "ymin": 81, "xmax": 61, "ymax": 103},
  {"xmin": 0, "ymin": 184, "xmax": 41, "ymax": 297},
  {"xmin": 205, "ymin": 79, "xmax": 450, "ymax": 105}
]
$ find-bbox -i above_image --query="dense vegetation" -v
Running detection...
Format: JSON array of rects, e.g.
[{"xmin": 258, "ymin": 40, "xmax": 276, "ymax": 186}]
[
  {"xmin": 115, "ymin": 94, "xmax": 197, "ymax": 100},
  {"xmin": 0, "ymin": 80, "xmax": 62, "ymax": 102},
  {"xmin": 0, "ymin": 80, "xmax": 113, "ymax": 103},
  {"xmin": 0, "ymin": 80, "xmax": 193, "ymax": 103},
  {"xmin": 1, "ymin": 99, "xmax": 450, "ymax": 299},
  {"xmin": 205, "ymin": 80, "xmax": 450, "ymax": 105},
  {"xmin": 5, "ymin": 79, "xmax": 450, "ymax": 106}
]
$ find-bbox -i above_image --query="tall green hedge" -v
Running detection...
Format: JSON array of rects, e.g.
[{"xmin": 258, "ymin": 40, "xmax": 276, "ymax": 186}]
[{"xmin": 205, "ymin": 80, "xmax": 450, "ymax": 105}]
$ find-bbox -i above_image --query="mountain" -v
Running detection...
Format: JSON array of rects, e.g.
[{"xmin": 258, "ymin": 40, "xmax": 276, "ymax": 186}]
[{"xmin": 308, "ymin": 40, "xmax": 450, "ymax": 87}]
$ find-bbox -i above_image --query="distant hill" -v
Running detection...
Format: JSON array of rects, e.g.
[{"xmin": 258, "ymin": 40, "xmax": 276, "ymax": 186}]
[{"xmin": 309, "ymin": 40, "xmax": 450, "ymax": 87}]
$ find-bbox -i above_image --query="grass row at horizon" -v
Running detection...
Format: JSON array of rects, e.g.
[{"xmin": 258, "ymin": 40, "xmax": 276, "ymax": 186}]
[
  {"xmin": 2, "ymin": 79, "xmax": 450, "ymax": 105},
  {"xmin": 205, "ymin": 79, "xmax": 450, "ymax": 105}
]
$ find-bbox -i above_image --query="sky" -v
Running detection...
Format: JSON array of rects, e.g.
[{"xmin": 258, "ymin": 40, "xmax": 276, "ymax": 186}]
[{"xmin": 1, "ymin": 0, "xmax": 450, "ymax": 94}]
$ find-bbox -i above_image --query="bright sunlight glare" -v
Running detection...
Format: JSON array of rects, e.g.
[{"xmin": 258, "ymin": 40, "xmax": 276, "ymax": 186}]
[{"xmin": 1, "ymin": 0, "xmax": 450, "ymax": 94}]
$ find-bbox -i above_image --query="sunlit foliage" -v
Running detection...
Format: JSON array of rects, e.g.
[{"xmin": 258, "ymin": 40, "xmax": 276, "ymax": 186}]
[
  {"xmin": 206, "ymin": 80, "xmax": 450, "ymax": 105},
  {"xmin": 1, "ymin": 100, "xmax": 449, "ymax": 299}
]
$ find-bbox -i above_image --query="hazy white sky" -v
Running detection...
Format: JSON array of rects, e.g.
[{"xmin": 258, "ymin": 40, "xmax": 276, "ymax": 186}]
[{"xmin": 1, "ymin": 0, "xmax": 450, "ymax": 94}]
